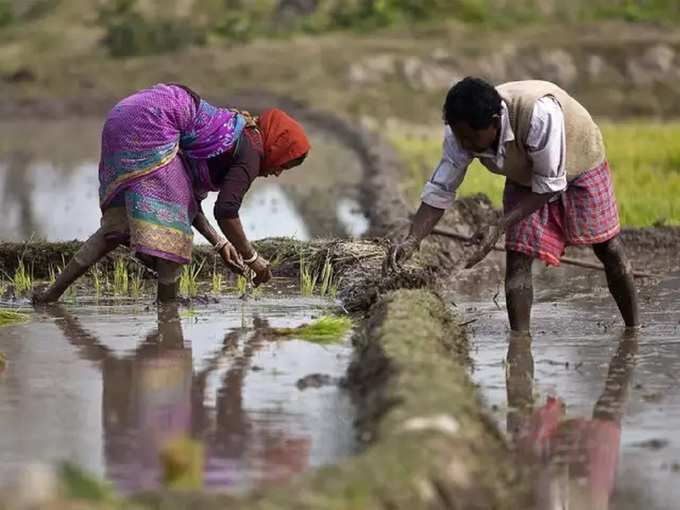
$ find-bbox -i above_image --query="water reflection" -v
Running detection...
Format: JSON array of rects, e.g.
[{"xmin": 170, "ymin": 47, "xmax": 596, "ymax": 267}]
[
  {"xmin": 507, "ymin": 330, "xmax": 639, "ymax": 510},
  {"xmin": 44, "ymin": 304, "xmax": 318, "ymax": 492},
  {"xmin": 0, "ymin": 119, "xmax": 369, "ymax": 242}
]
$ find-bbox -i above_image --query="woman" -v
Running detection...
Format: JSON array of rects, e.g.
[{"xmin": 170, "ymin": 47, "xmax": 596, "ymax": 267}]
[{"xmin": 33, "ymin": 83, "xmax": 310, "ymax": 303}]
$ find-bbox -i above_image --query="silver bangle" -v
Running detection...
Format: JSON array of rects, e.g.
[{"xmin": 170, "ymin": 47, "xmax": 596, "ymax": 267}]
[
  {"xmin": 213, "ymin": 239, "xmax": 228, "ymax": 252},
  {"xmin": 243, "ymin": 250, "xmax": 258, "ymax": 264}
]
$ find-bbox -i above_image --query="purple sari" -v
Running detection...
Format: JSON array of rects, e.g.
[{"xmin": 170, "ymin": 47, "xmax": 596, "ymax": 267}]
[{"xmin": 98, "ymin": 84, "xmax": 244, "ymax": 264}]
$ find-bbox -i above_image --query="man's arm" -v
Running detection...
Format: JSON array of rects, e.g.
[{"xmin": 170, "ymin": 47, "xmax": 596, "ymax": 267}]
[
  {"xmin": 465, "ymin": 96, "xmax": 567, "ymax": 268},
  {"xmin": 386, "ymin": 127, "xmax": 471, "ymax": 270}
]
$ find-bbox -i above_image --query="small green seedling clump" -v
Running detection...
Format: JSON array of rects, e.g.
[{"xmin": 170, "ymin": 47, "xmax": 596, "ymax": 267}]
[
  {"xmin": 0, "ymin": 309, "xmax": 30, "ymax": 327},
  {"xmin": 272, "ymin": 315, "xmax": 352, "ymax": 344}
]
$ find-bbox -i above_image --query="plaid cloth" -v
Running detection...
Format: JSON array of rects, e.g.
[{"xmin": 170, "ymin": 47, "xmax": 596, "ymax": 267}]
[{"xmin": 504, "ymin": 161, "xmax": 620, "ymax": 266}]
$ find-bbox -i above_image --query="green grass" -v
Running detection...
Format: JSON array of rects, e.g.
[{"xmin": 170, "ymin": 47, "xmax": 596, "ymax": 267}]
[
  {"xmin": 211, "ymin": 259, "xmax": 223, "ymax": 295},
  {"xmin": 12, "ymin": 259, "xmax": 33, "ymax": 295},
  {"xmin": 112, "ymin": 257, "xmax": 128, "ymax": 295},
  {"xmin": 89, "ymin": 264, "xmax": 102, "ymax": 299},
  {"xmin": 179, "ymin": 260, "xmax": 205, "ymax": 298},
  {"xmin": 129, "ymin": 266, "xmax": 144, "ymax": 298},
  {"xmin": 271, "ymin": 315, "xmax": 353, "ymax": 344},
  {"xmin": 299, "ymin": 256, "xmax": 319, "ymax": 297},
  {"xmin": 390, "ymin": 121, "xmax": 680, "ymax": 227},
  {"xmin": 0, "ymin": 308, "xmax": 29, "ymax": 327}
]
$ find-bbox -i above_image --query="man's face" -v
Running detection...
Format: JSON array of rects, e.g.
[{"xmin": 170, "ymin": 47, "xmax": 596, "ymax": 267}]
[{"xmin": 451, "ymin": 117, "xmax": 500, "ymax": 153}]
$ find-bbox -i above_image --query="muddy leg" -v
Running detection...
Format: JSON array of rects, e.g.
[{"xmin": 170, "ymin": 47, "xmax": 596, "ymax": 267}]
[
  {"xmin": 156, "ymin": 259, "xmax": 181, "ymax": 303},
  {"xmin": 33, "ymin": 228, "xmax": 119, "ymax": 304},
  {"xmin": 592, "ymin": 235, "xmax": 640, "ymax": 328},
  {"xmin": 505, "ymin": 251, "xmax": 534, "ymax": 332}
]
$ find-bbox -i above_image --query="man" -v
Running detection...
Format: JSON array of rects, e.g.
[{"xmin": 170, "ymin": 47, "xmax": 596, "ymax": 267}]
[{"xmin": 390, "ymin": 77, "xmax": 639, "ymax": 332}]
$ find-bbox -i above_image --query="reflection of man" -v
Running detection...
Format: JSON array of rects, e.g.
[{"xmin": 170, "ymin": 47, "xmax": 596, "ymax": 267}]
[
  {"xmin": 390, "ymin": 77, "xmax": 639, "ymax": 332},
  {"xmin": 506, "ymin": 330, "xmax": 639, "ymax": 510}
]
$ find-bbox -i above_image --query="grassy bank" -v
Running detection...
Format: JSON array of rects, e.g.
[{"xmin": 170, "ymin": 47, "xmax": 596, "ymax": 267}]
[{"xmin": 390, "ymin": 121, "xmax": 680, "ymax": 227}]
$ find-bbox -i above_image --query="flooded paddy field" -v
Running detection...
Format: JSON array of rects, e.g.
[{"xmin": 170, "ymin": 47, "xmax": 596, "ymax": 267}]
[
  {"xmin": 0, "ymin": 290, "xmax": 357, "ymax": 494},
  {"xmin": 446, "ymin": 259, "xmax": 680, "ymax": 510}
]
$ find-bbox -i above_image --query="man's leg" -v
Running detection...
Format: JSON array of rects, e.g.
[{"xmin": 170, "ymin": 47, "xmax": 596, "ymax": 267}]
[
  {"xmin": 34, "ymin": 228, "xmax": 119, "ymax": 303},
  {"xmin": 505, "ymin": 251, "xmax": 534, "ymax": 332},
  {"xmin": 156, "ymin": 259, "xmax": 181, "ymax": 303},
  {"xmin": 592, "ymin": 235, "xmax": 640, "ymax": 328}
]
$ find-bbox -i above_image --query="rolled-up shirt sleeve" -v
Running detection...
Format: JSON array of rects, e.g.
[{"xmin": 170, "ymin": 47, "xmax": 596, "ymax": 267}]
[
  {"xmin": 527, "ymin": 96, "xmax": 567, "ymax": 194},
  {"xmin": 420, "ymin": 126, "xmax": 471, "ymax": 210}
]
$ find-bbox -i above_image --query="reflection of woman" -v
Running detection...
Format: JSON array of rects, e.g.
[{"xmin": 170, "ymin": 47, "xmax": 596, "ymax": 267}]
[
  {"xmin": 49, "ymin": 307, "xmax": 310, "ymax": 492},
  {"xmin": 50, "ymin": 304, "xmax": 193, "ymax": 490},
  {"xmin": 34, "ymin": 84, "xmax": 310, "ymax": 304},
  {"xmin": 506, "ymin": 330, "xmax": 639, "ymax": 510}
]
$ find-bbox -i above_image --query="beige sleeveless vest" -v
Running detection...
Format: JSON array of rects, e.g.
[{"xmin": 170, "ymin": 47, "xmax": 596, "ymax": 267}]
[{"xmin": 493, "ymin": 80, "xmax": 605, "ymax": 187}]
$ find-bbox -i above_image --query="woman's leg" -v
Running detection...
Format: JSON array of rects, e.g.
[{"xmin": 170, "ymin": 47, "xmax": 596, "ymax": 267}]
[
  {"xmin": 156, "ymin": 259, "xmax": 182, "ymax": 303},
  {"xmin": 33, "ymin": 228, "xmax": 120, "ymax": 304}
]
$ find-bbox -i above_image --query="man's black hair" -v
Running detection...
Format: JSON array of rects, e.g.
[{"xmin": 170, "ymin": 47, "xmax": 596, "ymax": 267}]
[{"xmin": 443, "ymin": 77, "xmax": 502, "ymax": 130}]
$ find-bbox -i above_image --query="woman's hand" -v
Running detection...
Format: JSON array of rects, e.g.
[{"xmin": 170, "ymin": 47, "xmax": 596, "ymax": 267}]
[
  {"xmin": 219, "ymin": 243, "xmax": 245, "ymax": 275},
  {"xmin": 248, "ymin": 255, "xmax": 272, "ymax": 286}
]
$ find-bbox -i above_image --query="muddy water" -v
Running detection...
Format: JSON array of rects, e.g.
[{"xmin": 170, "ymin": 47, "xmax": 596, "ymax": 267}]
[
  {"xmin": 0, "ymin": 119, "xmax": 369, "ymax": 242},
  {"xmin": 445, "ymin": 261, "xmax": 680, "ymax": 510},
  {"xmin": 0, "ymin": 293, "xmax": 357, "ymax": 493}
]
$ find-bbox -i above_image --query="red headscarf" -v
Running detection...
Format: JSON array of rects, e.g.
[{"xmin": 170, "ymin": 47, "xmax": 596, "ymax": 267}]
[{"xmin": 257, "ymin": 109, "xmax": 311, "ymax": 170}]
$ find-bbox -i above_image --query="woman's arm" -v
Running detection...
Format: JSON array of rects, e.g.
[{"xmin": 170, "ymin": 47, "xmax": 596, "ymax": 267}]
[
  {"xmin": 218, "ymin": 216, "xmax": 271, "ymax": 285},
  {"xmin": 192, "ymin": 208, "xmax": 222, "ymax": 247},
  {"xmin": 193, "ymin": 208, "xmax": 245, "ymax": 274}
]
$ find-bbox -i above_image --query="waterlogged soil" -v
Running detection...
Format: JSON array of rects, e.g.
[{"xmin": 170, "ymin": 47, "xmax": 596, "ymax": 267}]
[
  {"xmin": 444, "ymin": 258, "xmax": 680, "ymax": 510},
  {"xmin": 0, "ymin": 290, "xmax": 357, "ymax": 494}
]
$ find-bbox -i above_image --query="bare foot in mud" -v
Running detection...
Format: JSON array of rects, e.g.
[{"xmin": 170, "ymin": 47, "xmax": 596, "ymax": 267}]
[{"xmin": 31, "ymin": 284, "xmax": 57, "ymax": 305}]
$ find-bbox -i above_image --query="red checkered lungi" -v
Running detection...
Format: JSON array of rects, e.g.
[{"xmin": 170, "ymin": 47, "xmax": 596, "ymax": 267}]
[{"xmin": 504, "ymin": 161, "xmax": 620, "ymax": 266}]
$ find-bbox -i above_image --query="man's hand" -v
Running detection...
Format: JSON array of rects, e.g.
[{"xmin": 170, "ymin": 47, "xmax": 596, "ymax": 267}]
[
  {"xmin": 249, "ymin": 255, "xmax": 272, "ymax": 286},
  {"xmin": 219, "ymin": 243, "xmax": 245, "ymax": 275},
  {"xmin": 384, "ymin": 235, "xmax": 420, "ymax": 273},
  {"xmin": 465, "ymin": 221, "xmax": 505, "ymax": 269}
]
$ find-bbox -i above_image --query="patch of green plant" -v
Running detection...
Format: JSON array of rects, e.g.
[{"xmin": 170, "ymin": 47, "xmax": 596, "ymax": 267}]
[
  {"xmin": 236, "ymin": 274, "xmax": 248, "ymax": 296},
  {"xmin": 0, "ymin": 309, "xmax": 29, "ymax": 327},
  {"xmin": 389, "ymin": 120, "xmax": 680, "ymax": 227},
  {"xmin": 97, "ymin": 0, "xmax": 205, "ymax": 57},
  {"xmin": 130, "ymin": 266, "xmax": 144, "ymax": 298},
  {"xmin": 89, "ymin": 263, "xmax": 102, "ymax": 300},
  {"xmin": 179, "ymin": 259, "xmax": 205, "ymax": 298},
  {"xmin": 0, "ymin": 0, "xmax": 13, "ymax": 27},
  {"xmin": 211, "ymin": 259, "xmax": 223, "ymax": 295},
  {"xmin": 113, "ymin": 257, "xmax": 128, "ymax": 296},
  {"xmin": 58, "ymin": 462, "xmax": 117, "ymax": 503},
  {"xmin": 271, "ymin": 315, "xmax": 352, "ymax": 343},
  {"xmin": 13, "ymin": 259, "xmax": 33, "ymax": 295},
  {"xmin": 299, "ymin": 255, "xmax": 318, "ymax": 296},
  {"xmin": 318, "ymin": 256, "xmax": 337, "ymax": 298}
]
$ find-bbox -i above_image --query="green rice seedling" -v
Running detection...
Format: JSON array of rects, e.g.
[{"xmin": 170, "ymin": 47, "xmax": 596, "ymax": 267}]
[
  {"xmin": 0, "ymin": 309, "xmax": 30, "ymax": 327},
  {"xmin": 89, "ymin": 264, "xmax": 102, "ymax": 299},
  {"xmin": 13, "ymin": 259, "xmax": 32, "ymax": 295},
  {"xmin": 113, "ymin": 257, "xmax": 129, "ymax": 295},
  {"xmin": 130, "ymin": 266, "xmax": 144, "ymax": 299},
  {"xmin": 318, "ymin": 256, "xmax": 334, "ymax": 298},
  {"xmin": 236, "ymin": 274, "xmax": 248, "ymax": 296},
  {"xmin": 179, "ymin": 259, "xmax": 205, "ymax": 298},
  {"xmin": 299, "ymin": 255, "xmax": 318, "ymax": 296},
  {"xmin": 48, "ymin": 264, "xmax": 57, "ymax": 285},
  {"xmin": 271, "ymin": 315, "xmax": 352, "ymax": 344},
  {"xmin": 211, "ymin": 259, "xmax": 223, "ymax": 295}
]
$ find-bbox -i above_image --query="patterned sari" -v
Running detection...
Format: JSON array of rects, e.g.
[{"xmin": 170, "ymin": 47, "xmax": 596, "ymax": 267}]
[{"xmin": 98, "ymin": 84, "xmax": 245, "ymax": 264}]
